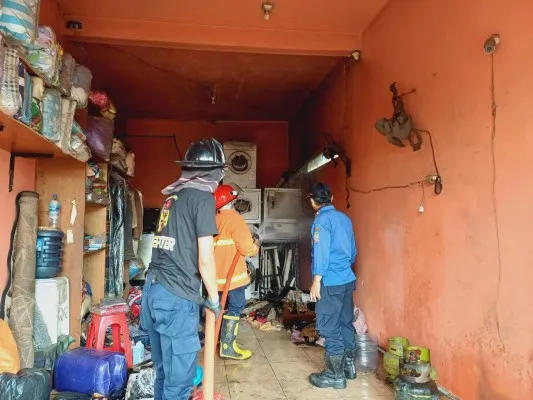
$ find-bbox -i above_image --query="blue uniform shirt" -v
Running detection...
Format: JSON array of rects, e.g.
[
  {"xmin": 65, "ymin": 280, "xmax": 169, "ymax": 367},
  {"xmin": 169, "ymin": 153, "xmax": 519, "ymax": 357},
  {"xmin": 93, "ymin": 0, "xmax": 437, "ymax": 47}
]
[{"xmin": 311, "ymin": 205, "xmax": 357, "ymax": 287}]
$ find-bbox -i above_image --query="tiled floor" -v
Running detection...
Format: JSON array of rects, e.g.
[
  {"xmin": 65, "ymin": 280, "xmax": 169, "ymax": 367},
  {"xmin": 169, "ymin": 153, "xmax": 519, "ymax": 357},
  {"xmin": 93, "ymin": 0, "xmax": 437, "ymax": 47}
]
[{"xmin": 198, "ymin": 323, "xmax": 394, "ymax": 400}]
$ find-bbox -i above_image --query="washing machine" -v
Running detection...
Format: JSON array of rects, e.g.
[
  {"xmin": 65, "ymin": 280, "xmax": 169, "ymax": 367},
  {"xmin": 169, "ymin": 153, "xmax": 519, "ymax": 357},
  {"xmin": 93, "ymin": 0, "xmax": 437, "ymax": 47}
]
[
  {"xmin": 234, "ymin": 188, "xmax": 261, "ymax": 224},
  {"xmin": 223, "ymin": 141, "xmax": 257, "ymax": 189}
]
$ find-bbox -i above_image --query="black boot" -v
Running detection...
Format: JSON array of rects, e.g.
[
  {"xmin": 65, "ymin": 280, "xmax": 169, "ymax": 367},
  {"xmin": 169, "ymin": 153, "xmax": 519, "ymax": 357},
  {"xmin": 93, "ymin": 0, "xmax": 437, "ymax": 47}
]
[
  {"xmin": 309, "ymin": 354, "xmax": 347, "ymax": 389},
  {"xmin": 344, "ymin": 348, "xmax": 357, "ymax": 380}
]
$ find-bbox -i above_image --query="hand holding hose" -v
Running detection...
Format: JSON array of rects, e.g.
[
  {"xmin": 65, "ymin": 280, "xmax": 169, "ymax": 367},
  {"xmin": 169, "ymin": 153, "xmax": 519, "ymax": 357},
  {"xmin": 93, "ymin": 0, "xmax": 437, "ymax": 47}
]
[
  {"xmin": 204, "ymin": 297, "xmax": 222, "ymax": 319},
  {"xmin": 252, "ymin": 233, "xmax": 262, "ymax": 248}
]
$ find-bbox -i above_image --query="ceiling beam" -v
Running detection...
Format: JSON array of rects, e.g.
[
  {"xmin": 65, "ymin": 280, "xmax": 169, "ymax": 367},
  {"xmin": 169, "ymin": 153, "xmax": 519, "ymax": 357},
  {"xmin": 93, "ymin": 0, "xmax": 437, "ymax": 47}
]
[{"xmin": 62, "ymin": 16, "xmax": 360, "ymax": 57}]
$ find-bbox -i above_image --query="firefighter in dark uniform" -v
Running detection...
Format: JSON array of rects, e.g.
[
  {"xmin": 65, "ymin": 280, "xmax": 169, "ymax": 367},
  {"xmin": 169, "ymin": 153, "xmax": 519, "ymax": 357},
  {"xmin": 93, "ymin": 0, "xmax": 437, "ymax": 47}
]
[
  {"xmin": 307, "ymin": 182, "xmax": 357, "ymax": 389},
  {"xmin": 140, "ymin": 138, "xmax": 225, "ymax": 400}
]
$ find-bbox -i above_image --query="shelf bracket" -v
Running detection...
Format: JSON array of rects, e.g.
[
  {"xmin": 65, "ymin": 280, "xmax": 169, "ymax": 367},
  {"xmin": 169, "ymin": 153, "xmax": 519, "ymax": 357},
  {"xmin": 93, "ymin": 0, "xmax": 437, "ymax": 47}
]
[{"xmin": 9, "ymin": 152, "xmax": 53, "ymax": 192}]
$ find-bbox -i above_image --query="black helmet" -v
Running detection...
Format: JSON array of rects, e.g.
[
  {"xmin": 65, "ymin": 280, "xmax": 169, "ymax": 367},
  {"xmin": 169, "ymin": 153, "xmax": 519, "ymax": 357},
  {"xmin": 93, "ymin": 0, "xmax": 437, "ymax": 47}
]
[{"xmin": 177, "ymin": 138, "xmax": 226, "ymax": 169}]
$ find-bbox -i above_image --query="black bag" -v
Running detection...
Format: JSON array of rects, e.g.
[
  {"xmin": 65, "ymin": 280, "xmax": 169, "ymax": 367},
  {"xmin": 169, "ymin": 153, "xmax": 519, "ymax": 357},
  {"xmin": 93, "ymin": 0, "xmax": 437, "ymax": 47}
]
[{"xmin": 0, "ymin": 368, "xmax": 52, "ymax": 400}]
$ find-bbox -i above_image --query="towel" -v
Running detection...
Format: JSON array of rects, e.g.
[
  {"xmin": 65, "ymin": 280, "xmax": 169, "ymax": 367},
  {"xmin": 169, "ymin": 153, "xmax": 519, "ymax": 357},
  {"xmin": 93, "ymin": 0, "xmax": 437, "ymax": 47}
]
[{"xmin": 161, "ymin": 167, "xmax": 225, "ymax": 195}]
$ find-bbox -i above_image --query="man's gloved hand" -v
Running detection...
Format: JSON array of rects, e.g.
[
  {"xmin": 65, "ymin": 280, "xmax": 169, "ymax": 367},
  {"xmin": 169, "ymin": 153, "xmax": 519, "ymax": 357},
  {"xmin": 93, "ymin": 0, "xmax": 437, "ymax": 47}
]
[
  {"xmin": 252, "ymin": 233, "xmax": 262, "ymax": 248},
  {"xmin": 204, "ymin": 297, "xmax": 222, "ymax": 319}
]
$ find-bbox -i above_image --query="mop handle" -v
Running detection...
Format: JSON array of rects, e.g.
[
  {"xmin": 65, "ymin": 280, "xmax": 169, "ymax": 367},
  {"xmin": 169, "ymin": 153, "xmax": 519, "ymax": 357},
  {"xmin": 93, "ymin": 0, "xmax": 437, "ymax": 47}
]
[{"xmin": 214, "ymin": 251, "xmax": 242, "ymax": 344}]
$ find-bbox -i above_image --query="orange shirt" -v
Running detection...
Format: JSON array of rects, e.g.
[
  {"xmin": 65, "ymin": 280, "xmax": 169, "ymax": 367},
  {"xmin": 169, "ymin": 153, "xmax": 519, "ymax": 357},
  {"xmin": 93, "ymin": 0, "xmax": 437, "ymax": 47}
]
[{"xmin": 214, "ymin": 209, "xmax": 259, "ymax": 292}]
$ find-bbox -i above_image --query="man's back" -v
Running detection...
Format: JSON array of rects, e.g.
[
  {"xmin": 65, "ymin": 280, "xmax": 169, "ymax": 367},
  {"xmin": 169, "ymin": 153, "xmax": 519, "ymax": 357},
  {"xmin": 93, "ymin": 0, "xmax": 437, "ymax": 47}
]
[
  {"xmin": 312, "ymin": 205, "xmax": 356, "ymax": 286},
  {"xmin": 150, "ymin": 188, "xmax": 218, "ymax": 303}
]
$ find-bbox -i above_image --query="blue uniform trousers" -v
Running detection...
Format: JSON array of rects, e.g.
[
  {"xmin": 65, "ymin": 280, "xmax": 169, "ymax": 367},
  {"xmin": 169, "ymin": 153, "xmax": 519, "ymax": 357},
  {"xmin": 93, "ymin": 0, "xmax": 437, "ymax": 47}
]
[
  {"xmin": 140, "ymin": 272, "xmax": 201, "ymax": 400},
  {"xmin": 315, "ymin": 280, "xmax": 356, "ymax": 356},
  {"xmin": 223, "ymin": 285, "xmax": 247, "ymax": 317}
]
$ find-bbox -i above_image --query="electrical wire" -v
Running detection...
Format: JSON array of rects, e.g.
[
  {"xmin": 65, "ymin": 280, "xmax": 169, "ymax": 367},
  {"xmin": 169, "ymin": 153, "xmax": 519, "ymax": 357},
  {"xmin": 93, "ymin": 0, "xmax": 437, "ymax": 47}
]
[
  {"xmin": 412, "ymin": 128, "xmax": 440, "ymax": 176},
  {"xmin": 489, "ymin": 51, "xmax": 504, "ymax": 348}
]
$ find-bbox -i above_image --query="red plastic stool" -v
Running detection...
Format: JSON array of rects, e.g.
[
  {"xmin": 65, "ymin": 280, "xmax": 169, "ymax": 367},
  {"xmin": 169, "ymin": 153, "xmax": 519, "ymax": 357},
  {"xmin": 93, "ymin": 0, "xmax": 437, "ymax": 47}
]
[{"xmin": 86, "ymin": 311, "xmax": 133, "ymax": 367}]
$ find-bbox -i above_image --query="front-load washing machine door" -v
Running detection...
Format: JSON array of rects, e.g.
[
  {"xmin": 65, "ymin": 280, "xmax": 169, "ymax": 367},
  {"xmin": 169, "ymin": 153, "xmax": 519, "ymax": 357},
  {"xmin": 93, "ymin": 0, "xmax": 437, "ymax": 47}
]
[{"xmin": 227, "ymin": 151, "xmax": 252, "ymax": 175}]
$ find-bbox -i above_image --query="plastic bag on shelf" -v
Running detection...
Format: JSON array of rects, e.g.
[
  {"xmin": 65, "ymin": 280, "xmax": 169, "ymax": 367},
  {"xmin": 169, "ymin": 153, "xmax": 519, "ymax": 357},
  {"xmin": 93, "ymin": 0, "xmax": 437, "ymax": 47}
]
[
  {"xmin": 41, "ymin": 89, "xmax": 61, "ymax": 141},
  {"xmin": 0, "ymin": 37, "xmax": 5, "ymax": 88},
  {"xmin": 30, "ymin": 76, "xmax": 44, "ymax": 131},
  {"xmin": 59, "ymin": 53, "xmax": 75, "ymax": 97},
  {"xmin": 85, "ymin": 191, "xmax": 109, "ymax": 206},
  {"xmin": 0, "ymin": 0, "xmax": 39, "ymax": 45},
  {"xmin": 0, "ymin": 48, "xmax": 21, "ymax": 116},
  {"xmin": 71, "ymin": 120, "xmax": 87, "ymax": 141},
  {"xmin": 14, "ymin": 62, "xmax": 33, "ymax": 125},
  {"xmin": 90, "ymin": 297, "xmax": 129, "ymax": 316},
  {"xmin": 89, "ymin": 90, "xmax": 110, "ymax": 108},
  {"xmin": 69, "ymin": 136, "xmax": 92, "ymax": 162},
  {"xmin": 59, "ymin": 98, "xmax": 76, "ymax": 154},
  {"xmin": 26, "ymin": 26, "xmax": 61, "ymax": 85},
  {"xmin": 71, "ymin": 65, "xmax": 92, "ymax": 109},
  {"xmin": 87, "ymin": 117, "xmax": 114, "ymax": 161}
]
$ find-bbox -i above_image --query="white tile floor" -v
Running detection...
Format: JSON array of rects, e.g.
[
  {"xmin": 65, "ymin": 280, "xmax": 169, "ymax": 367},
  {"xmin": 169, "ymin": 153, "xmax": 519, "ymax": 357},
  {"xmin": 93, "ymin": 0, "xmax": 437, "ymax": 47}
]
[{"xmin": 198, "ymin": 323, "xmax": 395, "ymax": 400}]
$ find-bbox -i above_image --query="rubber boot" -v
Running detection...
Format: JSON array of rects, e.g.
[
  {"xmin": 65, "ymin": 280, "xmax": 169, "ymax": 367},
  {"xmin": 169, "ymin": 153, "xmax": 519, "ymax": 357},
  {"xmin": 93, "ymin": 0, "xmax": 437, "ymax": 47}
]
[
  {"xmin": 219, "ymin": 315, "xmax": 252, "ymax": 360},
  {"xmin": 344, "ymin": 348, "xmax": 357, "ymax": 380},
  {"xmin": 309, "ymin": 354, "xmax": 347, "ymax": 389}
]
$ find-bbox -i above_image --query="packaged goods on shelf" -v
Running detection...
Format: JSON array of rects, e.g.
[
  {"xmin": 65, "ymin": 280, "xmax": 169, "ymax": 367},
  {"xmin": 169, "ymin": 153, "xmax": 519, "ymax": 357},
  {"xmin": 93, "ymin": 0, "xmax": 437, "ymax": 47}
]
[
  {"xmin": 84, "ymin": 233, "xmax": 107, "ymax": 252},
  {"xmin": 30, "ymin": 76, "xmax": 44, "ymax": 130},
  {"xmin": 70, "ymin": 64, "xmax": 92, "ymax": 108},
  {"xmin": 14, "ymin": 61, "xmax": 33, "ymax": 125},
  {"xmin": 59, "ymin": 53, "xmax": 75, "ymax": 96},
  {"xmin": 26, "ymin": 26, "xmax": 61, "ymax": 86},
  {"xmin": 0, "ymin": 0, "xmax": 39, "ymax": 45},
  {"xmin": 0, "ymin": 47, "xmax": 21, "ymax": 116},
  {"xmin": 58, "ymin": 98, "xmax": 76, "ymax": 154},
  {"xmin": 41, "ymin": 88, "xmax": 61, "ymax": 141},
  {"xmin": 87, "ymin": 116, "xmax": 114, "ymax": 161}
]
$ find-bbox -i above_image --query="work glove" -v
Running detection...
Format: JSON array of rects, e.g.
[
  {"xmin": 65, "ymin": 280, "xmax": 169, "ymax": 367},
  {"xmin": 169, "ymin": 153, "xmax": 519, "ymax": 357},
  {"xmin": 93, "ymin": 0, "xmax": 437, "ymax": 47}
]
[
  {"xmin": 204, "ymin": 297, "xmax": 222, "ymax": 319},
  {"xmin": 252, "ymin": 233, "xmax": 262, "ymax": 248}
]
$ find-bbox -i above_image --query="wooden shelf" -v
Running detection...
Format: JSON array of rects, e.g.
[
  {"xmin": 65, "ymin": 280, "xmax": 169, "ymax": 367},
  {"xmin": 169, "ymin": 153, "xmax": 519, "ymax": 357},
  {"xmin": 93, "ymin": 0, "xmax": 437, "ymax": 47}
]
[
  {"xmin": 84, "ymin": 246, "xmax": 107, "ymax": 256},
  {"xmin": 0, "ymin": 111, "xmax": 77, "ymax": 158},
  {"xmin": 85, "ymin": 200, "xmax": 109, "ymax": 209}
]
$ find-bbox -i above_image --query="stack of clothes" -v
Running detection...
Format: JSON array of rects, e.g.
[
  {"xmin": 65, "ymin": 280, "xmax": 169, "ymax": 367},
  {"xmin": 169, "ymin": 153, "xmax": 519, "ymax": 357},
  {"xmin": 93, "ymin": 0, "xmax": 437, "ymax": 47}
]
[{"xmin": 0, "ymin": 21, "xmax": 94, "ymax": 161}]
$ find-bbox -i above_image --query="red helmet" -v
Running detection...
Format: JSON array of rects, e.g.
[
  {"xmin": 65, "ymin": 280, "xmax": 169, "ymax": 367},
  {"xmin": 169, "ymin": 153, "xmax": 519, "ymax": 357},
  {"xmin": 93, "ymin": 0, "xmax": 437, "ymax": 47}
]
[{"xmin": 214, "ymin": 184, "xmax": 239, "ymax": 210}]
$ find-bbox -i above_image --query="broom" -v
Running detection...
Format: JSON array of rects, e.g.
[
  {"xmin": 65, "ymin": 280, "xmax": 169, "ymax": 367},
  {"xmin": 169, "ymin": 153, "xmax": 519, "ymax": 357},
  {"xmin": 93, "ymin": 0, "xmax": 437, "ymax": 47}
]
[{"xmin": 192, "ymin": 252, "xmax": 241, "ymax": 400}]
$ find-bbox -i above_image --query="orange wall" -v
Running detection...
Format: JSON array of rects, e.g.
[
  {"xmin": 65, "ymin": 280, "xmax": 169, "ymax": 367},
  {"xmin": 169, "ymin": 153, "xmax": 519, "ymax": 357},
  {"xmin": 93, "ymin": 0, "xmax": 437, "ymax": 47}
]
[
  {"xmin": 126, "ymin": 119, "xmax": 289, "ymax": 207},
  {"xmin": 0, "ymin": 151, "xmax": 36, "ymax": 293},
  {"xmin": 290, "ymin": 0, "xmax": 533, "ymax": 398}
]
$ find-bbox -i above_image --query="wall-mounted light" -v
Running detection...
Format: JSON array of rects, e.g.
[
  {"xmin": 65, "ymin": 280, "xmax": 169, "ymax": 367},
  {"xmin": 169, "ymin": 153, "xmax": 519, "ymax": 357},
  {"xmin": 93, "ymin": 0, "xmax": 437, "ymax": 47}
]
[
  {"xmin": 262, "ymin": 2, "xmax": 273, "ymax": 20},
  {"xmin": 303, "ymin": 144, "xmax": 351, "ymax": 178}
]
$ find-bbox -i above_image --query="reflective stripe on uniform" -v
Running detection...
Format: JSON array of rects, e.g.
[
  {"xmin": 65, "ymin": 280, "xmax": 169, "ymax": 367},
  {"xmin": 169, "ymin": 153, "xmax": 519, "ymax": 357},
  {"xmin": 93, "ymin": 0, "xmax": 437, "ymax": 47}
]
[
  {"xmin": 217, "ymin": 272, "xmax": 249, "ymax": 285},
  {"xmin": 214, "ymin": 239, "xmax": 235, "ymax": 247}
]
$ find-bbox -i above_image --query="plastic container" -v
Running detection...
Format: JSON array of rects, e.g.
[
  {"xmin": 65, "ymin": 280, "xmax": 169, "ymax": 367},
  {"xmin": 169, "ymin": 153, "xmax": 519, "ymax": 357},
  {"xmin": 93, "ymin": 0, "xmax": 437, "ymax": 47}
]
[
  {"xmin": 34, "ymin": 277, "xmax": 69, "ymax": 344},
  {"xmin": 36, "ymin": 228, "xmax": 64, "ymax": 278},
  {"xmin": 54, "ymin": 347, "xmax": 127, "ymax": 397},
  {"xmin": 354, "ymin": 334, "xmax": 379, "ymax": 374},
  {"xmin": 132, "ymin": 341, "xmax": 145, "ymax": 365},
  {"xmin": 48, "ymin": 194, "xmax": 60, "ymax": 229}
]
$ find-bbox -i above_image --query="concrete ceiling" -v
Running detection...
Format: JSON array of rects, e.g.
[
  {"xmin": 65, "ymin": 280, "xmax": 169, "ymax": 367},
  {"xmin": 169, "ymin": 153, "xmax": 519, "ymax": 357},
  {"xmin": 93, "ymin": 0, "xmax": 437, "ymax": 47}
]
[{"xmin": 54, "ymin": 0, "xmax": 389, "ymax": 121}]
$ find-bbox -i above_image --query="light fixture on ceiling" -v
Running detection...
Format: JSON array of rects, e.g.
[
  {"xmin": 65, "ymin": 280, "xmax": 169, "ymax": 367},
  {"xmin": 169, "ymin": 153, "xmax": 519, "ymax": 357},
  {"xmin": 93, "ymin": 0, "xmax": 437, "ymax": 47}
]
[
  {"xmin": 262, "ymin": 2, "xmax": 273, "ymax": 20},
  {"xmin": 304, "ymin": 144, "xmax": 351, "ymax": 177}
]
